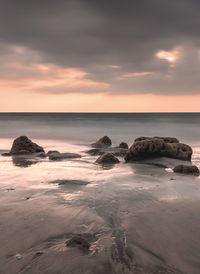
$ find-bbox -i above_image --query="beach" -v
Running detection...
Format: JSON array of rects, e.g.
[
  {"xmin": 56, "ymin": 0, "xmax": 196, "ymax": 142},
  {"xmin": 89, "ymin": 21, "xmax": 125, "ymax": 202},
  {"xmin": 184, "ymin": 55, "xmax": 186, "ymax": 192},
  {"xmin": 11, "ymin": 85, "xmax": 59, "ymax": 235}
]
[{"xmin": 0, "ymin": 113, "xmax": 200, "ymax": 274}]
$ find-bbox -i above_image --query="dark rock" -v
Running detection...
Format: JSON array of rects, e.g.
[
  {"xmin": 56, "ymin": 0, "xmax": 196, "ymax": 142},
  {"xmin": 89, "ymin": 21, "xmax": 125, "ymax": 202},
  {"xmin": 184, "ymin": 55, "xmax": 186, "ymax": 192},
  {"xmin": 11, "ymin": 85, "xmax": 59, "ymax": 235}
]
[
  {"xmin": 118, "ymin": 142, "xmax": 128, "ymax": 149},
  {"xmin": 125, "ymin": 137, "xmax": 192, "ymax": 162},
  {"xmin": 173, "ymin": 165, "xmax": 199, "ymax": 176},
  {"xmin": 49, "ymin": 152, "xmax": 81, "ymax": 161},
  {"xmin": 50, "ymin": 179, "xmax": 89, "ymax": 185},
  {"xmin": 66, "ymin": 236, "xmax": 90, "ymax": 250},
  {"xmin": 1, "ymin": 152, "xmax": 11, "ymax": 156},
  {"xmin": 10, "ymin": 136, "xmax": 44, "ymax": 155},
  {"xmin": 85, "ymin": 148, "xmax": 103, "ymax": 156},
  {"xmin": 96, "ymin": 153, "xmax": 120, "ymax": 164},
  {"xmin": 92, "ymin": 136, "xmax": 112, "ymax": 148},
  {"xmin": 134, "ymin": 136, "xmax": 179, "ymax": 143},
  {"xmin": 46, "ymin": 150, "xmax": 60, "ymax": 156}
]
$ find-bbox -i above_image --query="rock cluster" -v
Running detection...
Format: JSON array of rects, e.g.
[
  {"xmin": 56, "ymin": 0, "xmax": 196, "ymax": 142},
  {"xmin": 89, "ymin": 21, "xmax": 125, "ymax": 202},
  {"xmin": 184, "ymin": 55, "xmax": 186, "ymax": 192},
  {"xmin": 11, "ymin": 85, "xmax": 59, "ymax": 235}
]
[{"xmin": 125, "ymin": 137, "xmax": 192, "ymax": 162}]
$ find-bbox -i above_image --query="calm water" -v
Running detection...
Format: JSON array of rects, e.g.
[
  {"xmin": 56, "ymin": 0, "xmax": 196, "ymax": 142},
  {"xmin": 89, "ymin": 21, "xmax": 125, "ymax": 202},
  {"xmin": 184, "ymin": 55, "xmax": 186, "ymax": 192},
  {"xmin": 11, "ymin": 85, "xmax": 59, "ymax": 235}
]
[{"xmin": 0, "ymin": 112, "xmax": 200, "ymax": 143}]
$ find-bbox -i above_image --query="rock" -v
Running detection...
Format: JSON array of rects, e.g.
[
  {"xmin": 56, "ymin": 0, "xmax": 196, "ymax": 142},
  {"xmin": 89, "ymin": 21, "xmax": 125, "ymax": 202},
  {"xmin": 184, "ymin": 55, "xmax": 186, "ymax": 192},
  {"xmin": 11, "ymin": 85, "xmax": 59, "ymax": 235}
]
[
  {"xmin": 91, "ymin": 136, "xmax": 112, "ymax": 148},
  {"xmin": 50, "ymin": 179, "xmax": 89, "ymax": 185},
  {"xmin": 85, "ymin": 148, "xmax": 103, "ymax": 156},
  {"xmin": 16, "ymin": 254, "xmax": 23, "ymax": 260},
  {"xmin": 49, "ymin": 152, "xmax": 81, "ymax": 161},
  {"xmin": 96, "ymin": 153, "xmax": 120, "ymax": 164},
  {"xmin": 35, "ymin": 251, "xmax": 44, "ymax": 256},
  {"xmin": 125, "ymin": 137, "xmax": 192, "ymax": 162},
  {"xmin": 134, "ymin": 136, "xmax": 179, "ymax": 143},
  {"xmin": 10, "ymin": 136, "xmax": 44, "ymax": 155},
  {"xmin": 173, "ymin": 165, "xmax": 199, "ymax": 176},
  {"xmin": 66, "ymin": 236, "xmax": 90, "ymax": 250},
  {"xmin": 46, "ymin": 150, "xmax": 60, "ymax": 156},
  {"xmin": 118, "ymin": 142, "xmax": 128, "ymax": 149},
  {"xmin": 1, "ymin": 152, "xmax": 11, "ymax": 156}
]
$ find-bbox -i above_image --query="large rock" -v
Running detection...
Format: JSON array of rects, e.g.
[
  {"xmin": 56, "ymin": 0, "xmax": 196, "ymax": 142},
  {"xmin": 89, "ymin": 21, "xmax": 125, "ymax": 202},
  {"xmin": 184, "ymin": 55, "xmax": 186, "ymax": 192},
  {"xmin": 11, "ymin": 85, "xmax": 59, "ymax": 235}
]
[
  {"xmin": 125, "ymin": 137, "xmax": 192, "ymax": 162},
  {"xmin": 96, "ymin": 152, "xmax": 119, "ymax": 164},
  {"xmin": 92, "ymin": 136, "xmax": 112, "ymax": 148},
  {"xmin": 134, "ymin": 136, "xmax": 179, "ymax": 143},
  {"xmin": 173, "ymin": 165, "xmax": 199, "ymax": 176},
  {"xmin": 10, "ymin": 136, "xmax": 44, "ymax": 155}
]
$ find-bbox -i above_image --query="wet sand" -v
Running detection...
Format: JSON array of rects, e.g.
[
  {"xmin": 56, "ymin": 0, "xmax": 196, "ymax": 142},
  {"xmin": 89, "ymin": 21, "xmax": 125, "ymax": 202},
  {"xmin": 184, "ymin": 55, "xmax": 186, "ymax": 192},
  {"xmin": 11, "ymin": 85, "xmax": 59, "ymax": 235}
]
[{"xmin": 0, "ymin": 139, "xmax": 200, "ymax": 273}]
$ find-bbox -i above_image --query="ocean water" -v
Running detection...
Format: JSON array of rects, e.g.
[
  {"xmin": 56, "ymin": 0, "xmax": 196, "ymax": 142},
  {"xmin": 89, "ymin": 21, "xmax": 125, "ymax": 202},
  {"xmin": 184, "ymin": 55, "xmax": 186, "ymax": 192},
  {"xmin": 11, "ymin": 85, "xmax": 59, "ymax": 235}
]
[
  {"xmin": 0, "ymin": 112, "xmax": 200, "ymax": 166},
  {"xmin": 0, "ymin": 113, "xmax": 200, "ymax": 273}
]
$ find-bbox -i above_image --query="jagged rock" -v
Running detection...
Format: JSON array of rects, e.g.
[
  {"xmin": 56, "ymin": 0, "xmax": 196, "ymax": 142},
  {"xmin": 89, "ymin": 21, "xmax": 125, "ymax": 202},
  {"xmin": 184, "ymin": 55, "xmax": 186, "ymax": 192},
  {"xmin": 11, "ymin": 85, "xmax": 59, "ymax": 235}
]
[
  {"xmin": 173, "ymin": 165, "xmax": 199, "ymax": 176},
  {"xmin": 96, "ymin": 152, "xmax": 119, "ymax": 164},
  {"xmin": 125, "ymin": 137, "xmax": 192, "ymax": 162},
  {"xmin": 118, "ymin": 142, "xmax": 128, "ymax": 149},
  {"xmin": 91, "ymin": 136, "xmax": 112, "ymax": 148},
  {"xmin": 85, "ymin": 148, "xmax": 103, "ymax": 156},
  {"xmin": 134, "ymin": 136, "xmax": 179, "ymax": 143},
  {"xmin": 49, "ymin": 152, "xmax": 81, "ymax": 161},
  {"xmin": 66, "ymin": 236, "xmax": 90, "ymax": 250},
  {"xmin": 46, "ymin": 150, "xmax": 60, "ymax": 156},
  {"xmin": 10, "ymin": 136, "xmax": 44, "ymax": 155}
]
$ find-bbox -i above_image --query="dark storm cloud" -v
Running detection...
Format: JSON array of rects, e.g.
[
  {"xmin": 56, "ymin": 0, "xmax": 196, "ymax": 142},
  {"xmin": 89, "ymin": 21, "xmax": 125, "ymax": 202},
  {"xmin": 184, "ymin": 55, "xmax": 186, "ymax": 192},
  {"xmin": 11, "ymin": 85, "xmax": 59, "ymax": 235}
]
[{"xmin": 0, "ymin": 0, "xmax": 200, "ymax": 95}]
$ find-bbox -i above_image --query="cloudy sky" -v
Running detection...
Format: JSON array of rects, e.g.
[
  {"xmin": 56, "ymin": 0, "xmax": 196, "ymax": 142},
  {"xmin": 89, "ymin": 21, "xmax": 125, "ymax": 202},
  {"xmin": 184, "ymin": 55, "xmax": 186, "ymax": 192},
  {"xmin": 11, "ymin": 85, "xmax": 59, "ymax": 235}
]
[{"xmin": 0, "ymin": 0, "xmax": 200, "ymax": 112}]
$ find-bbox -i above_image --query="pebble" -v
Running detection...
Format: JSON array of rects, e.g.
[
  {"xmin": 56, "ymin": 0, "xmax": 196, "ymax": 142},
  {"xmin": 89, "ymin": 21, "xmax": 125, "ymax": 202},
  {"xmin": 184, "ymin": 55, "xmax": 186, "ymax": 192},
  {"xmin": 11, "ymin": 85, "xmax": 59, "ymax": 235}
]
[{"xmin": 16, "ymin": 254, "xmax": 22, "ymax": 260}]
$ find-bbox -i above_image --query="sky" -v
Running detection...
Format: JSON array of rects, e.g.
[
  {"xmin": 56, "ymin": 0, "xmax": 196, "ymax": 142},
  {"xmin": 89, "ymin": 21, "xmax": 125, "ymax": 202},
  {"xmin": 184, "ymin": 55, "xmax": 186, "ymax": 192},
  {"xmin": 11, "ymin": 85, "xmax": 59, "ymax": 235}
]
[{"xmin": 0, "ymin": 0, "xmax": 200, "ymax": 112}]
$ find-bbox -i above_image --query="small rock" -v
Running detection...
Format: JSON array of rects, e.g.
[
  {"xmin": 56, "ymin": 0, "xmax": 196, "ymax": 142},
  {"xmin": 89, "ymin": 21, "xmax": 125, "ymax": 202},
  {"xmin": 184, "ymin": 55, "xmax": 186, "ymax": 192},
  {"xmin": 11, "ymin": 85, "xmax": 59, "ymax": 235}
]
[
  {"xmin": 96, "ymin": 153, "xmax": 120, "ymax": 164},
  {"xmin": 118, "ymin": 142, "xmax": 128, "ymax": 149},
  {"xmin": 85, "ymin": 148, "xmax": 103, "ymax": 156},
  {"xmin": 49, "ymin": 152, "xmax": 81, "ymax": 161},
  {"xmin": 91, "ymin": 136, "xmax": 112, "ymax": 148},
  {"xmin": 16, "ymin": 254, "xmax": 22, "ymax": 260},
  {"xmin": 173, "ymin": 165, "xmax": 199, "ymax": 176},
  {"xmin": 46, "ymin": 150, "xmax": 60, "ymax": 156},
  {"xmin": 66, "ymin": 236, "xmax": 90, "ymax": 250},
  {"xmin": 1, "ymin": 152, "xmax": 11, "ymax": 156},
  {"xmin": 35, "ymin": 251, "xmax": 43, "ymax": 256}
]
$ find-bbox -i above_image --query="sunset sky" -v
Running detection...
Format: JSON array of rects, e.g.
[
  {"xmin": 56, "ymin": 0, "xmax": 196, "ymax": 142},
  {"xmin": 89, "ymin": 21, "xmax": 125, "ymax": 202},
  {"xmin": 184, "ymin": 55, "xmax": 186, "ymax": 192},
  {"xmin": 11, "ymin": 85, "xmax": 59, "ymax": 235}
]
[{"xmin": 0, "ymin": 0, "xmax": 200, "ymax": 112}]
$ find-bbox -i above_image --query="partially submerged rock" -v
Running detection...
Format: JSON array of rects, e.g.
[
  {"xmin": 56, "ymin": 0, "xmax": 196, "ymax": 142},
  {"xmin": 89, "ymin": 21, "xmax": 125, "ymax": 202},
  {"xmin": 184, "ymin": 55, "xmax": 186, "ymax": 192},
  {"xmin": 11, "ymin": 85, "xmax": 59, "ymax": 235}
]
[
  {"xmin": 1, "ymin": 152, "xmax": 11, "ymax": 156},
  {"xmin": 91, "ymin": 136, "xmax": 112, "ymax": 148},
  {"xmin": 125, "ymin": 137, "xmax": 192, "ymax": 162},
  {"xmin": 134, "ymin": 136, "xmax": 179, "ymax": 143},
  {"xmin": 66, "ymin": 236, "xmax": 90, "ymax": 251},
  {"xmin": 118, "ymin": 142, "xmax": 128, "ymax": 149},
  {"xmin": 46, "ymin": 150, "xmax": 60, "ymax": 156},
  {"xmin": 10, "ymin": 136, "xmax": 44, "ymax": 155},
  {"xmin": 49, "ymin": 152, "xmax": 81, "ymax": 161},
  {"xmin": 85, "ymin": 148, "xmax": 103, "ymax": 156},
  {"xmin": 173, "ymin": 165, "xmax": 199, "ymax": 176},
  {"xmin": 96, "ymin": 152, "xmax": 120, "ymax": 164}
]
